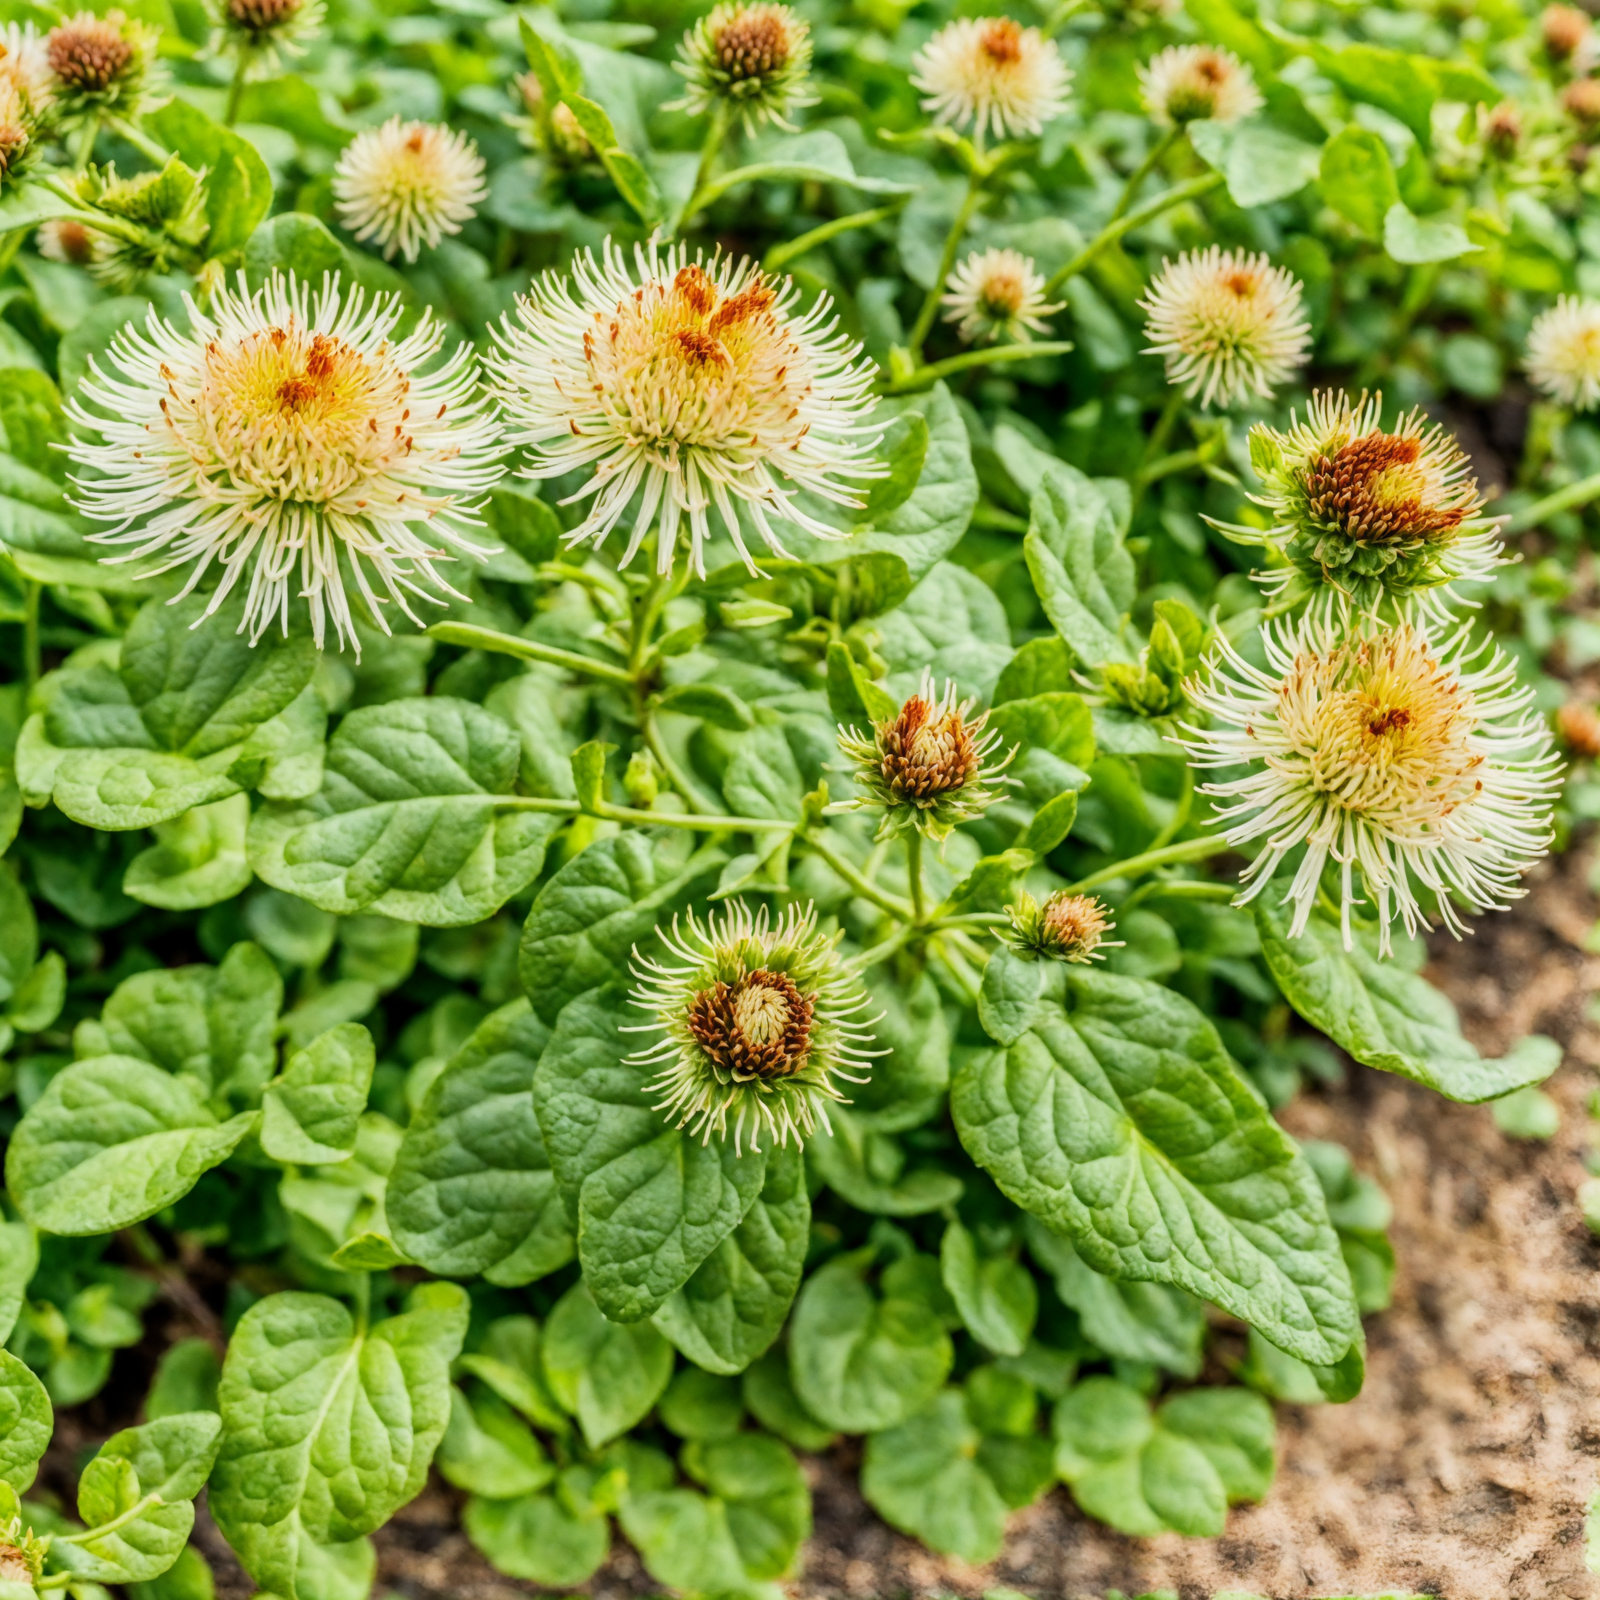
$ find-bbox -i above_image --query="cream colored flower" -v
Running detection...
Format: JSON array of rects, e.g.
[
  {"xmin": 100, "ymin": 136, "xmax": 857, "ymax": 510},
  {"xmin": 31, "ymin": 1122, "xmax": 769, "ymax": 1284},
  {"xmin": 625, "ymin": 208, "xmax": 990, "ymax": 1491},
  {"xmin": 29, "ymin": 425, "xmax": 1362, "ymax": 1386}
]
[
  {"xmin": 941, "ymin": 247, "xmax": 1062, "ymax": 344},
  {"xmin": 1138, "ymin": 44, "xmax": 1261, "ymax": 126},
  {"xmin": 1179, "ymin": 619, "xmax": 1560, "ymax": 953},
  {"xmin": 670, "ymin": 0, "xmax": 816, "ymax": 132},
  {"xmin": 0, "ymin": 24, "xmax": 54, "ymax": 112},
  {"xmin": 627, "ymin": 901, "xmax": 878, "ymax": 1152},
  {"xmin": 35, "ymin": 216, "xmax": 110, "ymax": 266},
  {"xmin": 1526, "ymin": 294, "xmax": 1600, "ymax": 409},
  {"xmin": 486, "ymin": 238, "xmax": 883, "ymax": 578},
  {"xmin": 1140, "ymin": 246, "xmax": 1311, "ymax": 408},
  {"xmin": 332, "ymin": 117, "xmax": 487, "ymax": 263},
  {"xmin": 64, "ymin": 271, "xmax": 503, "ymax": 655},
  {"xmin": 910, "ymin": 17, "xmax": 1072, "ymax": 141}
]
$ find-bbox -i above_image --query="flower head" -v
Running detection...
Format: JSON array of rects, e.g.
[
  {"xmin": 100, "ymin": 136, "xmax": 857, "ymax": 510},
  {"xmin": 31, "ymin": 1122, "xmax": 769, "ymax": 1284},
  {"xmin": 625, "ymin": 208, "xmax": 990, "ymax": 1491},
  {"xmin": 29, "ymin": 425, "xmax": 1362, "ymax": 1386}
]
[
  {"xmin": 1005, "ymin": 890, "xmax": 1121, "ymax": 962},
  {"xmin": 1140, "ymin": 247, "xmax": 1311, "ymax": 409},
  {"xmin": 1558, "ymin": 700, "xmax": 1600, "ymax": 759},
  {"xmin": 1138, "ymin": 44, "xmax": 1261, "ymax": 126},
  {"xmin": 941, "ymin": 247, "xmax": 1062, "ymax": 345},
  {"xmin": 1179, "ymin": 619, "xmax": 1560, "ymax": 953},
  {"xmin": 1237, "ymin": 390, "xmax": 1503, "ymax": 621},
  {"xmin": 0, "ymin": 1516, "xmax": 46, "ymax": 1584},
  {"xmin": 836, "ymin": 672, "xmax": 1015, "ymax": 841},
  {"xmin": 1483, "ymin": 100, "xmax": 1523, "ymax": 159},
  {"xmin": 1526, "ymin": 294, "xmax": 1600, "ymax": 409},
  {"xmin": 0, "ymin": 24, "xmax": 54, "ymax": 112},
  {"xmin": 911, "ymin": 17, "xmax": 1071, "ymax": 141},
  {"xmin": 207, "ymin": 0, "xmax": 323, "ymax": 78},
  {"xmin": 1563, "ymin": 76, "xmax": 1600, "ymax": 128},
  {"xmin": 332, "ymin": 117, "xmax": 487, "ymax": 263},
  {"xmin": 627, "ymin": 901, "xmax": 878, "ymax": 1151},
  {"xmin": 1544, "ymin": 2, "xmax": 1592, "ymax": 64},
  {"xmin": 671, "ymin": 1, "xmax": 815, "ymax": 132},
  {"xmin": 47, "ymin": 10, "xmax": 156, "ymax": 117},
  {"xmin": 36, "ymin": 216, "xmax": 108, "ymax": 266},
  {"xmin": 486, "ymin": 238, "xmax": 883, "ymax": 579},
  {"xmin": 64, "ymin": 271, "xmax": 503, "ymax": 654}
]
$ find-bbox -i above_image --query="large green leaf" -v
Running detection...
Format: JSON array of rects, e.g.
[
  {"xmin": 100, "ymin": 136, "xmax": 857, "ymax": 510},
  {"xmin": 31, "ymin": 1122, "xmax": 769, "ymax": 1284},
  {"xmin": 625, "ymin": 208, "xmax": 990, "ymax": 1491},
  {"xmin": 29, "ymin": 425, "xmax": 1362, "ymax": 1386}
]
[
  {"xmin": 541, "ymin": 1282, "xmax": 673, "ymax": 1448},
  {"xmin": 260, "ymin": 1023, "xmax": 375, "ymax": 1166},
  {"xmin": 532, "ymin": 988, "xmax": 768, "ymax": 1322},
  {"xmin": 0, "ymin": 1350, "xmax": 50, "ymax": 1492},
  {"xmin": 145, "ymin": 100, "xmax": 274, "ymax": 256},
  {"xmin": 1255, "ymin": 901, "xmax": 1558, "ymax": 1102},
  {"xmin": 248, "ymin": 697, "xmax": 560, "ymax": 925},
  {"xmin": 388, "ymin": 1000, "xmax": 575, "ymax": 1285},
  {"xmin": 681, "ymin": 1432, "xmax": 810, "ymax": 1580},
  {"xmin": 210, "ymin": 1284, "xmax": 468, "ymax": 1600},
  {"xmin": 1024, "ymin": 462, "xmax": 1136, "ymax": 667},
  {"xmin": 6, "ymin": 1056, "xmax": 259, "ymax": 1235},
  {"xmin": 953, "ymin": 952, "xmax": 1360, "ymax": 1367}
]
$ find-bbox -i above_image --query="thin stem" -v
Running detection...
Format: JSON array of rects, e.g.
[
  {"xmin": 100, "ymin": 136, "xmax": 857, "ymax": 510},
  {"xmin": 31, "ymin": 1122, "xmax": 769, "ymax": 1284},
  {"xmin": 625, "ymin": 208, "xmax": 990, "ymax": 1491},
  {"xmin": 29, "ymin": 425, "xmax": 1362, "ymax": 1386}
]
[
  {"xmin": 22, "ymin": 581, "xmax": 39, "ymax": 692},
  {"xmin": 107, "ymin": 114, "xmax": 171, "ymax": 165},
  {"xmin": 497, "ymin": 793, "xmax": 793, "ymax": 832},
  {"xmin": 805, "ymin": 829, "xmax": 916, "ymax": 919},
  {"xmin": 1506, "ymin": 468, "xmax": 1600, "ymax": 530},
  {"xmin": 845, "ymin": 919, "xmax": 921, "ymax": 973},
  {"xmin": 1065, "ymin": 832, "xmax": 1228, "ymax": 896},
  {"xmin": 1042, "ymin": 171, "xmax": 1223, "ymax": 300},
  {"xmin": 643, "ymin": 713, "xmax": 721, "ymax": 816},
  {"xmin": 426, "ymin": 621, "xmax": 635, "ymax": 686},
  {"xmin": 1118, "ymin": 877, "xmax": 1235, "ymax": 912},
  {"xmin": 764, "ymin": 202, "xmax": 905, "ymax": 274},
  {"xmin": 1109, "ymin": 124, "xmax": 1182, "ymax": 222},
  {"xmin": 70, "ymin": 112, "xmax": 100, "ymax": 172},
  {"xmin": 906, "ymin": 829, "xmax": 927, "ymax": 922},
  {"xmin": 880, "ymin": 341, "xmax": 1074, "ymax": 395},
  {"xmin": 680, "ymin": 101, "xmax": 731, "ymax": 230},
  {"xmin": 906, "ymin": 176, "xmax": 985, "ymax": 358},
  {"xmin": 1143, "ymin": 761, "xmax": 1194, "ymax": 854},
  {"xmin": 1141, "ymin": 388, "xmax": 1185, "ymax": 465},
  {"xmin": 224, "ymin": 50, "xmax": 253, "ymax": 127},
  {"xmin": 629, "ymin": 570, "xmax": 673, "ymax": 676}
]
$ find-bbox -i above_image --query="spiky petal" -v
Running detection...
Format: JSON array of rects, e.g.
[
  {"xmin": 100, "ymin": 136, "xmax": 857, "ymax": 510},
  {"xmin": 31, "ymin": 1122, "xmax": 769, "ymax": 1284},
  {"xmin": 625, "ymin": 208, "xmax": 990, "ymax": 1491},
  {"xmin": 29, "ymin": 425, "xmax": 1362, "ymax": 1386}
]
[
  {"xmin": 910, "ymin": 17, "xmax": 1072, "ymax": 141},
  {"xmin": 941, "ymin": 247, "xmax": 1062, "ymax": 345},
  {"xmin": 669, "ymin": 1, "xmax": 816, "ymax": 132},
  {"xmin": 332, "ymin": 117, "xmax": 487, "ymax": 263},
  {"xmin": 1526, "ymin": 294, "xmax": 1600, "ymax": 410}
]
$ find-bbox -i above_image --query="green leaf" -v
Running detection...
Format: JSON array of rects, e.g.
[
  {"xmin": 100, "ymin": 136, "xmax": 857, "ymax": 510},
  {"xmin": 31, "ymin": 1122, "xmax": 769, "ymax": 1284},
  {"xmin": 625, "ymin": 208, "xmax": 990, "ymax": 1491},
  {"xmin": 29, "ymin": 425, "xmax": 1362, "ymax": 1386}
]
[
  {"xmin": 7, "ymin": 950, "xmax": 63, "ymax": 1034},
  {"xmin": 940, "ymin": 1219, "xmax": 1037, "ymax": 1358},
  {"xmin": 994, "ymin": 636, "xmax": 1075, "ymax": 705},
  {"xmin": 653, "ymin": 1142, "xmax": 810, "ymax": 1375},
  {"xmin": 146, "ymin": 1340, "xmax": 221, "ymax": 1420},
  {"xmin": 457, "ymin": 1316, "xmax": 567, "ymax": 1434},
  {"xmin": 1157, "ymin": 1387, "xmax": 1276, "ymax": 1503},
  {"xmin": 126, "ymin": 1542, "xmax": 215, "ymax": 1600},
  {"xmin": 659, "ymin": 1368, "xmax": 743, "ymax": 1439},
  {"xmin": 435, "ymin": 1387, "xmax": 552, "ymax": 1499},
  {"xmin": 144, "ymin": 101, "xmax": 273, "ymax": 257},
  {"xmin": 519, "ymin": 15, "xmax": 584, "ymax": 102},
  {"xmin": 657, "ymin": 683, "xmax": 755, "ymax": 730},
  {"xmin": 261, "ymin": 1024, "xmax": 375, "ymax": 1166},
  {"xmin": 55, "ymin": 1413, "xmax": 223, "ymax": 1585},
  {"xmin": 463, "ymin": 1484, "xmax": 609, "ymax": 1588},
  {"xmin": 1318, "ymin": 125, "xmax": 1399, "ymax": 239},
  {"xmin": 1025, "ymin": 463, "xmax": 1135, "ymax": 667},
  {"xmin": 0, "ymin": 861, "xmax": 35, "ymax": 1007},
  {"xmin": 617, "ymin": 1482, "xmax": 748, "ymax": 1595},
  {"xmin": 0, "ymin": 1350, "xmax": 50, "ymax": 1493},
  {"xmin": 1020, "ymin": 790, "xmax": 1079, "ymax": 855},
  {"xmin": 848, "ymin": 965, "xmax": 950, "ymax": 1132},
  {"xmin": 541, "ymin": 1282, "xmax": 673, "ymax": 1449},
  {"xmin": 123, "ymin": 794, "xmax": 253, "ymax": 911},
  {"xmin": 1188, "ymin": 116, "xmax": 1322, "ymax": 207},
  {"xmin": 1254, "ymin": 902, "xmax": 1558, "ymax": 1102},
  {"xmin": 561, "ymin": 95, "xmax": 663, "ymax": 225},
  {"xmin": 519, "ymin": 831, "xmax": 726, "ymax": 1024},
  {"xmin": 0, "ymin": 1225, "xmax": 37, "ymax": 1346},
  {"xmin": 6, "ymin": 1057, "xmax": 258, "ymax": 1235},
  {"xmin": 248, "ymin": 698, "xmax": 560, "ymax": 925},
  {"xmin": 210, "ymin": 1283, "xmax": 468, "ymax": 1600},
  {"xmin": 244, "ymin": 213, "xmax": 347, "ymax": 287},
  {"xmin": 1294, "ymin": 38, "xmax": 1496, "ymax": 148},
  {"xmin": 809, "ymin": 1108, "xmax": 963, "ymax": 1216},
  {"xmin": 826, "ymin": 641, "xmax": 899, "ymax": 725},
  {"xmin": 533, "ymin": 987, "xmax": 769, "ymax": 1322},
  {"xmin": 1383, "ymin": 202, "xmax": 1478, "ymax": 264},
  {"xmin": 986, "ymin": 692, "xmax": 1095, "ymax": 767},
  {"xmin": 682, "ymin": 1432, "xmax": 810, "ymax": 1580},
  {"xmin": 695, "ymin": 129, "xmax": 918, "ymax": 210},
  {"xmin": 742, "ymin": 1348, "xmax": 835, "ymax": 1451},
  {"xmin": 389, "ymin": 1000, "xmax": 574, "ymax": 1286},
  {"xmin": 789, "ymin": 1250, "xmax": 953, "ymax": 1432},
  {"xmin": 955, "ymin": 954, "xmax": 1360, "ymax": 1367},
  {"xmin": 570, "ymin": 739, "xmax": 612, "ymax": 814},
  {"xmin": 855, "ymin": 412, "xmax": 930, "ymax": 529}
]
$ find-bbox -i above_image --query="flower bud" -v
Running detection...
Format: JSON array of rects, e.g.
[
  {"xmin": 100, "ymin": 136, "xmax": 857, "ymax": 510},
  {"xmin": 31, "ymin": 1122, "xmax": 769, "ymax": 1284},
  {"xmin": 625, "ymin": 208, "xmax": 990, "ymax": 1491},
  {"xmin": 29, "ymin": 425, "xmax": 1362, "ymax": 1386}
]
[{"xmin": 1005, "ymin": 891, "xmax": 1120, "ymax": 963}]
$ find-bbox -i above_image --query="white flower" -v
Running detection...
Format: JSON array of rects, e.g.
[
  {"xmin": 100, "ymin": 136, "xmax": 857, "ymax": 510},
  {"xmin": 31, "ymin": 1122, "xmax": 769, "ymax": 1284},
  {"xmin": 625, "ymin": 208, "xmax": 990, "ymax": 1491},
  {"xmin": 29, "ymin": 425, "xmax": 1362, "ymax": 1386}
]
[
  {"xmin": 941, "ymin": 247, "xmax": 1062, "ymax": 344},
  {"xmin": 0, "ymin": 24, "xmax": 53, "ymax": 111},
  {"xmin": 332, "ymin": 117, "xmax": 487, "ymax": 263},
  {"xmin": 35, "ymin": 217, "xmax": 110, "ymax": 266},
  {"xmin": 486, "ymin": 238, "xmax": 883, "ymax": 579},
  {"xmin": 910, "ymin": 17, "xmax": 1072, "ymax": 141},
  {"xmin": 1179, "ymin": 618, "xmax": 1560, "ymax": 954},
  {"xmin": 1140, "ymin": 246, "xmax": 1312, "ymax": 408},
  {"xmin": 627, "ymin": 900, "xmax": 879, "ymax": 1152},
  {"xmin": 1138, "ymin": 44, "xmax": 1261, "ymax": 126},
  {"xmin": 1526, "ymin": 294, "xmax": 1600, "ymax": 410},
  {"xmin": 64, "ymin": 271, "xmax": 504, "ymax": 655}
]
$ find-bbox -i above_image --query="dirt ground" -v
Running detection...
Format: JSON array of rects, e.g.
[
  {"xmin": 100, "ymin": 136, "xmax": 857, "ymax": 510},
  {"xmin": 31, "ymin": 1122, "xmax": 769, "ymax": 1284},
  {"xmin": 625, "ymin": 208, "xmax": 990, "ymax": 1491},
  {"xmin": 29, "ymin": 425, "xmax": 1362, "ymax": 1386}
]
[{"xmin": 90, "ymin": 845, "xmax": 1600, "ymax": 1600}]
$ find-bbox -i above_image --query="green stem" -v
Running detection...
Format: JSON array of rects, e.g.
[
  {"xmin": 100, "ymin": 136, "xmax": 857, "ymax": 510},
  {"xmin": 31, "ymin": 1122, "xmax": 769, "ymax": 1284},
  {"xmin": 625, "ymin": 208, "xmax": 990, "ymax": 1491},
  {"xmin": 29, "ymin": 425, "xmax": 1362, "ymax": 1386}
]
[
  {"xmin": 880, "ymin": 341, "xmax": 1074, "ymax": 395},
  {"xmin": 1141, "ymin": 388, "xmax": 1185, "ymax": 465},
  {"xmin": 680, "ymin": 101, "xmax": 731, "ymax": 231},
  {"xmin": 22, "ymin": 581, "xmax": 39, "ymax": 692},
  {"xmin": 763, "ymin": 201, "xmax": 906, "ymax": 274},
  {"xmin": 1143, "ymin": 761, "xmax": 1194, "ymax": 854},
  {"xmin": 629, "ymin": 570, "xmax": 674, "ymax": 677},
  {"xmin": 805, "ymin": 829, "xmax": 916, "ymax": 919},
  {"xmin": 643, "ymin": 713, "xmax": 721, "ymax": 816},
  {"xmin": 906, "ymin": 176, "xmax": 986, "ymax": 359},
  {"xmin": 107, "ymin": 114, "xmax": 171, "ymax": 165},
  {"xmin": 426, "ymin": 621, "xmax": 635, "ymax": 686},
  {"xmin": 70, "ymin": 112, "xmax": 100, "ymax": 173},
  {"xmin": 1506, "ymin": 468, "xmax": 1600, "ymax": 530},
  {"xmin": 224, "ymin": 50, "xmax": 252, "ymax": 127},
  {"xmin": 1066, "ymin": 832, "xmax": 1228, "ymax": 896},
  {"xmin": 1118, "ymin": 877, "xmax": 1235, "ymax": 912},
  {"xmin": 1109, "ymin": 124, "xmax": 1182, "ymax": 222},
  {"xmin": 1042, "ymin": 171, "xmax": 1223, "ymax": 300},
  {"xmin": 497, "ymin": 794, "xmax": 793, "ymax": 832},
  {"xmin": 906, "ymin": 829, "xmax": 927, "ymax": 922},
  {"xmin": 845, "ymin": 919, "xmax": 921, "ymax": 973}
]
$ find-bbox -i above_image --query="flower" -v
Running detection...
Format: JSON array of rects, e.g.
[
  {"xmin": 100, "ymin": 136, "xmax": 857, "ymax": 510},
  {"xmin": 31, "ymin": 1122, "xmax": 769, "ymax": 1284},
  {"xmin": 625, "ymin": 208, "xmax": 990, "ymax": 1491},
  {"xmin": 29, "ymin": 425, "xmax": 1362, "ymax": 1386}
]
[
  {"xmin": 1558, "ymin": 700, "xmax": 1600, "ymax": 759},
  {"xmin": 1178, "ymin": 618, "xmax": 1560, "ymax": 954},
  {"xmin": 626, "ymin": 900, "xmax": 879, "ymax": 1151},
  {"xmin": 941, "ymin": 247, "xmax": 1062, "ymax": 345},
  {"xmin": 207, "ymin": 0, "xmax": 323, "ymax": 77},
  {"xmin": 332, "ymin": 117, "xmax": 487, "ymax": 263},
  {"xmin": 1563, "ymin": 77, "xmax": 1600, "ymax": 128},
  {"xmin": 670, "ymin": 0, "xmax": 815, "ymax": 132},
  {"xmin": 1140, "ymin": 247, "xmax": 1311, "ymax": 408},
  {"xmin": 36, "ymin": 216, "xmax": 109, "ymax": 266},
  {"xmin": 910, "ymin": 17, "xmax": 1072, "ymax": 141},
  {"xmin": 486, "ymin": 238, "xmax": 883, "ymax": 578},
  {"xmin": 1483, "ymin": 100, "xmax": 1523, "ymax": 159},
  {"xmin": 1138, "ymin": 44, "xmax": 1261, "ymax": 126},
  {"xmin": 836, "ymin": 672, "xmax": 1015, "ymax": 841},
  {"xmin": 0, "ymin": 78, "xmax": 35, "ymax": 183},
  {"xmin": 1526, "ymin": 294, "xmax": 1600, "ymax": 409},
  {"xmin": 1233, "ymin": 390, "xmax": 1504, "ymax": 620},
  {"xmin": 1544, "ymin": 2, "xmax": 1592, "ymax": 64},
  {"xmin": 63, "ymin": 271, "xmax": 504, "ymax": 654},
  {"xmin": 1005, "ymin": 891, "xmax": 1122, "ymax": 962},
  {"xmin": 0, "ymin": 24, "xmax": 54, "ymax": 112},
  {"xmin": 46, "ymin": 10, "xmax": 156, "ymax": 117}
]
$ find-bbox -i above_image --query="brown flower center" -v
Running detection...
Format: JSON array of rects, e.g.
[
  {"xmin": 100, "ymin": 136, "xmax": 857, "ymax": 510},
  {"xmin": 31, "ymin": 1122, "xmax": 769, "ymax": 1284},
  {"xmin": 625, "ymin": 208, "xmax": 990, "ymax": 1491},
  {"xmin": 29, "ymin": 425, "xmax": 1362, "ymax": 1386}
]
[
  {"xmin": 1545, "ymin": 2, "xmax": 1590, "ymax": 60},
  {"xmin": 879, "ymin": 695, "xmax": 981, "ymax": 801},
  {"xmin": 0, "ymin": 1545, "xmax": 30, "ymax": 1584},
  {"xmin": 47, "ymin": 218, "xmax": 97, "ymax": 263},
  {"xmin": 226, "ymin": 0, "xmax": 301, "ymax": 35},
  {"xmin": 1560, "ymin": 701, "xmax": 1600, "ymax": 759},
  {"xmin": 1564, "ymin": 77, "xmax": 1600, "ymax": 126},
  {"xmin": 686, "ymin": 969, "xmax": 813, "ymax": 1079},
  {"xmin": 980, "ymin": 18, "xmax": 1023, "ymax": 64},
  {"xmin": 716, "ymin": 6, "xmax": 789, "ymax": 79},
  {"xmin": 1040, "ymin": 892, "xmax": 1111, "ymax": 957},
  {"xmin": 1304, "ymin": 432, "xmax": 1467, "ymax": 546},
  {"xmin": 48, "ymin": 17, "xmax": 132, "ymax": 92}
]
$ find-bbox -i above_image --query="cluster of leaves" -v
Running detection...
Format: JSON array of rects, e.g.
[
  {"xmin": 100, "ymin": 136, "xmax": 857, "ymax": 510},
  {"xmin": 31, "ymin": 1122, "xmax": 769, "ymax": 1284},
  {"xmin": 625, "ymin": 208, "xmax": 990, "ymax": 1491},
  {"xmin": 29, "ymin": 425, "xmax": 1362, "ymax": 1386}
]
[{"xmin": 0, "ymin": 0, "xmax": 1591, "ymax": 1587}]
